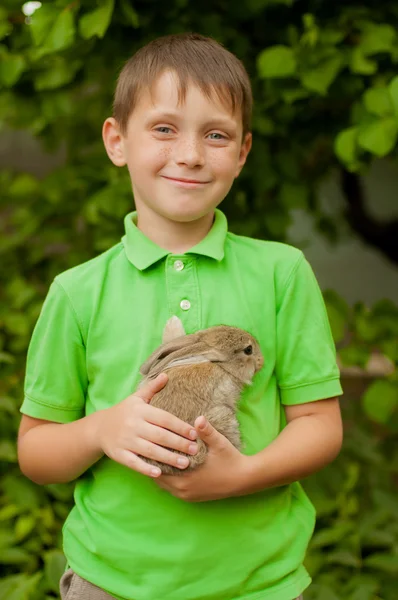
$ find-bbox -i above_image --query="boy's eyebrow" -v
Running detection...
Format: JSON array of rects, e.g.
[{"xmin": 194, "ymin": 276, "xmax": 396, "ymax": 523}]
[{"xmin": 146, "ymin": 110, "xmax": 238, "ymax": 130}]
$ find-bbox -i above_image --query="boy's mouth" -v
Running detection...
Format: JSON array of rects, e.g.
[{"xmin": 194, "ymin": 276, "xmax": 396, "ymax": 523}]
[{"xmin": 161, "ymin": 175, "xmax": 210, "ymax": 189}]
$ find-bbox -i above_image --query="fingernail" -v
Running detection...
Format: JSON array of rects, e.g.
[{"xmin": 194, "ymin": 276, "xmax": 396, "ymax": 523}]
[
  {"xmin": 189, "ymin": 429, "xmax": 197, "ymax": 440},
  {"xmin": 189, "ymin": 444, "xmax": 197, "ymax": 455},
  {"xmin": 177, "ymin": 457, "xmax": 189, "ymax": 467},
  {"xmin": 151, "ymin": 468, "xmax": 161, "ymax": 477}
]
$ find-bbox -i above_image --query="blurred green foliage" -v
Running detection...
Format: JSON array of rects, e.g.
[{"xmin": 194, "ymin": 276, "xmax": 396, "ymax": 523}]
[{"xmin": 0, "ymin": 0, "xmax": 398, "ymax": 598}]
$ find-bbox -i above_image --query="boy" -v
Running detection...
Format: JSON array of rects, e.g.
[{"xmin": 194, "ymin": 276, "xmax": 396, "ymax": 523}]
[{"xmin": 18, "ymin": 33, "xmax": 343, "ymax": 600}]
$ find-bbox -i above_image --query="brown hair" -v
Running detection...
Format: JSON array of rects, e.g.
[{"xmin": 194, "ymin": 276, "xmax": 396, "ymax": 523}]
[{"xmin": 113, "ymin": 33, "xmax": 252, "ymax": 138}]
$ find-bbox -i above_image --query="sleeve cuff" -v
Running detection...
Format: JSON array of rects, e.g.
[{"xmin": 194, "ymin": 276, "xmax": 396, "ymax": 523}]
[
  {"xmin": 20, "ymin": 395, "xmax": 84, "ymax": 423},
  {"xmin": 280, "ymin": 377, "xmax": 343, "ymax": 405}
]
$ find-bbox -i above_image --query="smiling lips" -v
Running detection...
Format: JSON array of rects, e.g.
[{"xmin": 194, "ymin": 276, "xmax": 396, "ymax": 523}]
[{"xmin": 161, "ymin": 175, "xmax": 210, "ymax": 188}]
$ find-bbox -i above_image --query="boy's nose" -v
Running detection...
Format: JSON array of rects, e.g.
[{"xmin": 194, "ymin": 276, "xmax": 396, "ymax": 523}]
[{"xmin": 174, "ymin": 137, "xmax": 205, "ymax": 168}]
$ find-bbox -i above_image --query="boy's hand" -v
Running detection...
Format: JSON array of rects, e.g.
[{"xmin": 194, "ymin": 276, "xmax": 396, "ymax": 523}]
[
  {"xmin": 155, "ymin": 416, "xmax": 250, "ymax": 502},
  {"xmin": 97, "ymin": 374, "xmax": 198, "ymax": 478}
]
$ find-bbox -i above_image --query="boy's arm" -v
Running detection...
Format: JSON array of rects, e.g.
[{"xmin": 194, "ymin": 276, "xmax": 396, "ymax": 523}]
[
  {"xmin": 18, "ymin": 413, "xmax": 108, "ymax": 485},
  {"xmin": 155, "ymin": 396, "xmax": 342, "ymax": 501},
  {"xmin": 18, "ymin": 374, "xmax": 198, "ymax": 485},
  {"xmin": 237, "ymin": 395, "xmax": 343, "ymax": 493}
]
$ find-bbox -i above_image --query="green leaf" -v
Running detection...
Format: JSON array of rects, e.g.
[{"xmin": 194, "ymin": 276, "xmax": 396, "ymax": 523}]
[
  {"xmin": 348, "ymin": 581, "xmax": 379, "ymax": 600},
  {"xmin": 2, "ymin": 572, "xmax": 42, "ymax": 600},
  {"xmin": 334, "ymin": 127, "xmax": 358, "ymax": 164},
  {"xmin": 0, "ymin": 53, "xmax": 25, "ymax": 87},
  {"xmin": 79, "ymin": 0, "xmax": 115, "ymax": 40},
  {"xmin": 364, "ymin": 552, "xmax": 398, "ymax": 574},
  {"xmin": 359, "ymin": 23, "xmax": 396, "ymax": 56},
  {"xmin": 0, "ymin": 547, "xmax": 32, "ymax": 565},
  {"xmin": 14, "ymin": 514, "xmax": 36, "ymax": 542},
  {"xmin": 349, "ymin": 47, "xmax": 377, "ymax": 75},
  {"xmin": 361, "ymin": 529, "xmax": 395, "ymax": 548},
  {"xmin": 311, "ymin": 523, "xmax": 353, "ymax": 548},
  {"xmin": 44, "ymin": 550, "xmax": 67, "ymax": 593},
  {"xmin": 0, "ymin": 440, "xmax": 17, "ymax": 462},
  {"xmin": 389, "ymin": 76, "xmax": 398, "ymax": 116},
  {"xmin": 339, "ymin": 344, "xmax": 369, "ymax": 369},
  {"xmin": 120, "ymin": 0, "xmax": 139, "ymax": 28},
  {"xmin": 362, "ymin": 379, "xmax": 398, "ymax": 424},
  {"xmin": 300, "ymin": 55, "xmax": 342, "ymax": 95},
  {"xmin": 43, "ymin": 7, "xmax": 76, "ymax": 54},
  {"xmin": 326, "ymin": 304, "xmax": 346, "ymax": 344},
  {"xmin": 34, "ymin": 58, "xmax": 82, "ymax": 91},
  {"xmin": 257, "ymin": 45, "xmax": 296, "ymax": 78},
  {"xmin": 281, "ymin": 87, "xmax": 309, "ymax": 104},
  {"xmin": 0, "ymin": 396, "xmax": 17, "ymax": 416},
  {"xmin": 326, "ymin": 549, "xmax": 361, "ymax": 567},
  {"xmin": 320, "ymin": 28, "xmax": 345, "ymax": 45},
  {"xmin": 5, "ymin": 313, "xmax": 30, "ymax": 337},
  {"xmin": 358, "ymin": 118, "xmax": 398, "ymax": 157},
  {"xmin": 305, "ymin": 583, "xmax": 340, "ymax": 600},
  {"xmin": 0, "ymin": 575, "xmax": 25, "ymax": 598},
  {"xmin": 356, "ymin": 311, "xmax": 381, "ymax": 343},
  {"xmin": 3, "ymin": 475, "xmax": 42, "ymax": 510},
  {"xmin": 0, "ymin": 504, "xmax": 21, "ymax": 521},
  {"xmin": 381, "ymin": 339, "xmax": 398, "ymax": 363},
  {"xmin": 0, "ymin": 7, "xmax": 12, "ymax": 40},
  {"xmin": 364, "ymin": 88, "xmax": 394, "ymax": 117},
  {"xmin": 0, "ymin": 530, "xmax": 15, "ymax": 549},
  {"xmin": 30, "ymin": 5, "xmax": 59, "ymax": 46},
  {"xmin": 8, "ymin": 173, "xmax": 39, "ymax": 197}
]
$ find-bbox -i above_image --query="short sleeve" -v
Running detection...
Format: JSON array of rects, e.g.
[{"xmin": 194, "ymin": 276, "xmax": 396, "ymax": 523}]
[
  {"xmin": 276, "ymin": 254, "xmax": 343, "ymax": 405},
  {"xmin": 20, "ymin": 280, "xmax": 87, "ymax": 422}
]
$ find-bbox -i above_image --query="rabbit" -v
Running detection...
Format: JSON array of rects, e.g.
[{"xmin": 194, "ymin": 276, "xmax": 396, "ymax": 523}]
[{"xmin": 138, "ymin": 316, "xmax": 264, "ymax": 475}]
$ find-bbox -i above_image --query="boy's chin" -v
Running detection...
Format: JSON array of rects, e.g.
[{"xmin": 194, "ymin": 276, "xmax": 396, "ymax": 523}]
[{"xmin": 160, "ymin": 205, "xmax": 218, "ymax": 223}]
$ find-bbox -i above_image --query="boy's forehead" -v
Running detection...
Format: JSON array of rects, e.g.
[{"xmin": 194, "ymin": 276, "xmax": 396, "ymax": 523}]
[{"xmin": 136, "ymin": 70, "xmax": 241, "ymax": 125}]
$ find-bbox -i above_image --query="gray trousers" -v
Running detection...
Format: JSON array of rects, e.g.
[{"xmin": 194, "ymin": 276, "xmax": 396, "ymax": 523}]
[{"xmin": 60, "ymin": 568, "xmax": 304, "ymax": 600}]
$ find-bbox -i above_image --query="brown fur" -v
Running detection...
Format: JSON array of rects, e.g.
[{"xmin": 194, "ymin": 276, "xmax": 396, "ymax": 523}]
[{"xmin": 138, "ymin": 318, "xmax": 264, "ymax": 475}]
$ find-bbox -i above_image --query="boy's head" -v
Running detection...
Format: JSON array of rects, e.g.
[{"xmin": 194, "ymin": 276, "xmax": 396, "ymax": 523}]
[{"xmin": 103, "ymin": 33, "xmax": 253, "ymax": 225}]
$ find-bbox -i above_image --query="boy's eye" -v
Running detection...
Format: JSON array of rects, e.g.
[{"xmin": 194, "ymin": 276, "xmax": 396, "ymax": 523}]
[
  {"xmin": 155, "ymin": 126, "xmax": 172, "ymax": 134},
  {"xmin": 208, "ymin": 132, "xmax": 226, "ymax": 140}
]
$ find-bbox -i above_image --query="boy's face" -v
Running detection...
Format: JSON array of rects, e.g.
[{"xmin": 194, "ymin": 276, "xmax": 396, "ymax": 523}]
[{"xmin": 103, "ymin": 70, "xmax": 251, "ymax": 224}]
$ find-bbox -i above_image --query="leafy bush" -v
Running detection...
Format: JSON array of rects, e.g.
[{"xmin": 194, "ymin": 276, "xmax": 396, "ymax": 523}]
[{"xmin": 1, "ymin": 1, "xmax": 397, "ymax": 598}]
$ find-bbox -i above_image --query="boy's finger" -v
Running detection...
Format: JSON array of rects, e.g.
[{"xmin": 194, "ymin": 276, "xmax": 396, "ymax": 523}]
[
  {"xmin": 113, "ymin": 448, "xmax": 162, "ymax": 478},
  {"xmin": 137, "ymin": 373, "xmax": 168, "ymax": 403},
  {"xmin": 149, "ymin": 408, "xmax": 198, "ymax": 441},
  {"xmin": 135, "ymin": 439, "xmax": 191, "ymax": 470},
  {"xmin": 195, "ymin": 417, "xmax": 225, "ymax": 449},
  {"xmin": 143, "ymin": 422, "xmax": 198, "ymax": 455}
]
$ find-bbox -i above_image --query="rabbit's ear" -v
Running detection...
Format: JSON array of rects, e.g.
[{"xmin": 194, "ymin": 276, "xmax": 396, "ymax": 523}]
[
  {"xmin": 140, "ymin": 335, "xmax": 198, "ymax": 376},
  {"xmin": 162, "ymin": 316, "xmax": 186, "ymax": 343},
  {"xmin": 140, "ymin": 340, "xmax": 228, "ymax": 377},
  {"xmin": 166, "ymin": 348, "xmax": 226, "ymax": 369}
]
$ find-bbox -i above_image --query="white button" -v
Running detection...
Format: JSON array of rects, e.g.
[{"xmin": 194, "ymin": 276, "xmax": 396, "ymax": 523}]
[
  {"xmin": 174, "ymin": 260, "xmax": 184, "ymax": 271},
  {"xmin": 180, "ymin": 299, "xmax": 191, "ymax": 311}
]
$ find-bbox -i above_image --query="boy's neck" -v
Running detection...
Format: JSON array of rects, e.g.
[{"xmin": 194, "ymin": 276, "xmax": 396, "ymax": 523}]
[{"xmin": 135, "ymin": 206, "xmax": 215, "ymax": 254}]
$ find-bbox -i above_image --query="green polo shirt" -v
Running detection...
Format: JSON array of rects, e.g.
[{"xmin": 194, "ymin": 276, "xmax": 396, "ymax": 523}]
[{"xmin": 21, "ymin": 209, "xmax": 342, "ymax": 600}]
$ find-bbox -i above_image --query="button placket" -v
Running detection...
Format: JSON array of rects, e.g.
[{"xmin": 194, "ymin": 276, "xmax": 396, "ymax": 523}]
[{"xmin": 165, "ymin": 255, "xmax": 199, "ymax": 331}]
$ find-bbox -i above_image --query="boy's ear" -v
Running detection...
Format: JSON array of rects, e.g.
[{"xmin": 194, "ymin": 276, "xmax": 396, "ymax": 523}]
[
  {"xmin": 235, "ymin": 132, "xmax": 252, "ymax": 178},
  {"xmin": 102, "ymin": 117, "xmax": 127, "ymax": 167}
]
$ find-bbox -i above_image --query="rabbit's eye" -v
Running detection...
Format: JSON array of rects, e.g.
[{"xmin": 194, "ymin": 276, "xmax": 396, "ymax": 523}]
[{"xmin": 244, "ymin": 345, "xmax": 253, "ymax": 355}]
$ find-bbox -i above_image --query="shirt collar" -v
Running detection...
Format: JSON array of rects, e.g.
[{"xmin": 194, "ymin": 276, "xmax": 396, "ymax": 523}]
[{"xmin": 122, "ymin": 209, "xmax": 227, "ymax": 271}]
